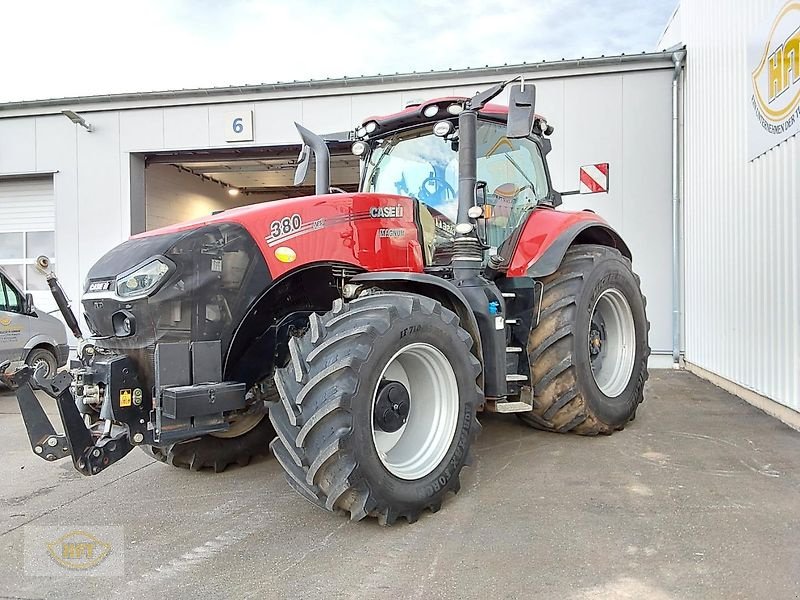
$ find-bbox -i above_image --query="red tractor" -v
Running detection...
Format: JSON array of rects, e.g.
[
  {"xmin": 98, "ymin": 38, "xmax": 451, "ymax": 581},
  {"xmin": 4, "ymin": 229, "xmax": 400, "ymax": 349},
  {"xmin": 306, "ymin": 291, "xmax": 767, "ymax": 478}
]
[{"xmin": 4, "ymin": 80, "xmax": 649, "ymax": 525}]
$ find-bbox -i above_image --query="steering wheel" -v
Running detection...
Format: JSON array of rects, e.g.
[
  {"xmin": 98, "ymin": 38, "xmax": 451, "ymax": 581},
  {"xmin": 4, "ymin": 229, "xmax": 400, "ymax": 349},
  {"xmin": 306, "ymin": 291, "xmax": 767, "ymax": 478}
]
[{"xmin": 417, "ymin": 174, "xmax": 456, "ymax": 203}]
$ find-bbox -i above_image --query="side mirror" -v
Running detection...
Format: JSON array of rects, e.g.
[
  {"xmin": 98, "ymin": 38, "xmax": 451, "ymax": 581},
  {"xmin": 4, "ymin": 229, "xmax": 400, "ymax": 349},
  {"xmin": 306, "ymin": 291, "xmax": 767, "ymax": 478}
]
[
  {"xmin": 294, "ymin": 145, "xmax": 310, "ymax": 186},
  {"xmin": 506, "ymin": 84, "xmax": 536, "ymax": 139},
  {"xmin": 24, "ymin": 293, "xmax": 35, "ymax": 315},
  {"xmin": 475, "ymin": 180, "xmax": 488, "ymax": 206}
]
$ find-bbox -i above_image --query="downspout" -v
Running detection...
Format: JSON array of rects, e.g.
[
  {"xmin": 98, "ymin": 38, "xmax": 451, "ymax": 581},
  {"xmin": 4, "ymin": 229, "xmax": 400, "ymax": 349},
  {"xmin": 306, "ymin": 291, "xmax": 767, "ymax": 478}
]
[{"xmin": 671, "ymin": 49, "xmax": 686, "ymax": 367}]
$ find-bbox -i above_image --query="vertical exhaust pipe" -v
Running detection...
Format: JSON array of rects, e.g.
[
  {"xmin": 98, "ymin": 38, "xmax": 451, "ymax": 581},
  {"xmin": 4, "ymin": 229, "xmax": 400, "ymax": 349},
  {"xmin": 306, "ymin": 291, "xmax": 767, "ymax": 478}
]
[
  {"xmin": 456, "ymin": 109, "xmax": 478, "ymax": 226},
  {"xmin": 294, "ymin": 123, "xmax": 330, "ymax": 195}
]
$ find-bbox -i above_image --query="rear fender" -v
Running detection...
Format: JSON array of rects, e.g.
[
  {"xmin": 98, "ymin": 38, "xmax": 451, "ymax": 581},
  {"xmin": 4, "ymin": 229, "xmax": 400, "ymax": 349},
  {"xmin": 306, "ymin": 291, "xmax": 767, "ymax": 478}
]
[{"xmin": 505, "ymin": 209, "xmax": 631, "ymax": 278}]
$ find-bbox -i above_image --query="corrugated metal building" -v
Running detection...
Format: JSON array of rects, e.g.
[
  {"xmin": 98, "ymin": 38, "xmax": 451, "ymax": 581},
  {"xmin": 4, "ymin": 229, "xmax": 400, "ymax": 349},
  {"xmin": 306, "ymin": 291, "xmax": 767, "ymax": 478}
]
[
  {"xmin": 0, "ymin": 53, "xmax": 678, "ymax": 366},
  {"xmin": 663, "ymin": 0, "xmax": 800, "ymax": 423}
]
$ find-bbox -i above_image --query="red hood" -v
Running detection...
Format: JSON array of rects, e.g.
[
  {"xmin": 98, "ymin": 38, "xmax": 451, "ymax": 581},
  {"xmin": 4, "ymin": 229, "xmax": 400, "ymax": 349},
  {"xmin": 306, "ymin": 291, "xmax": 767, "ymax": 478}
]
[{"xmin": 134, "ymin": 192, "xmax": 426, "ymax": 279}]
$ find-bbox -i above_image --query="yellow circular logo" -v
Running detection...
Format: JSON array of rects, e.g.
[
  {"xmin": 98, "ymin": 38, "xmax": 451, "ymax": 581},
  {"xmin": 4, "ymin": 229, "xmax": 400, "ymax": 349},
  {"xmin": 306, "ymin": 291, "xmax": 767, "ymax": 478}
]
[{"xmin": 751, "ymin": 2, "xmax": 800, "ymax": 123}]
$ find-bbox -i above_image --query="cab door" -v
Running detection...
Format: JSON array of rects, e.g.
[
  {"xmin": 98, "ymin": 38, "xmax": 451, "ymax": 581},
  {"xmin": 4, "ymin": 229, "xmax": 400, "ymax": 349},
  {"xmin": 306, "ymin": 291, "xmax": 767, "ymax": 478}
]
[
  {"xmin": 475, "ymin": 120, "xmax": 552, "ymax": 252},
  {"xmin": 0, "ymin": 272, "xmax": 29, "ymax": 363}
]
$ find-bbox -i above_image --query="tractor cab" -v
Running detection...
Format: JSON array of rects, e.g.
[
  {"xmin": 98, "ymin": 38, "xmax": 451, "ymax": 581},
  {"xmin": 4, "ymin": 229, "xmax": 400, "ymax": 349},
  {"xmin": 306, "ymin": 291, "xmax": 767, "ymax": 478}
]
[{"xmin": 353, "ymin": 97, "xmax": 557, "ymax": 263}]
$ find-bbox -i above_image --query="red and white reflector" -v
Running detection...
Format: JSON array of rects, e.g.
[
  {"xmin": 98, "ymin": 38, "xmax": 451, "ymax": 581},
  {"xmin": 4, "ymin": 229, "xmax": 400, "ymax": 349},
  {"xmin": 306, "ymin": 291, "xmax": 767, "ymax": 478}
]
[{"xmin": 579, "ymin": 163, "xmax": 609, "ymax": 194}]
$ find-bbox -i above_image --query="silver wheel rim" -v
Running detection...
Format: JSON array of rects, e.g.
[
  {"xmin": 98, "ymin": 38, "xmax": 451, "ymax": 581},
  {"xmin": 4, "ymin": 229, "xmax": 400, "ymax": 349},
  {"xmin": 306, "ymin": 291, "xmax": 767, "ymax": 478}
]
[
  {"xmin": 371, "ymin": 343, "xmax": 459, "ymax": 480},
  {"xmin": 589, "ymin": 288, "xmax": 636, "ymax": 398},
  {"xmin": 31, "ymin": 357, "xmax": 51, "ymax": 378}
]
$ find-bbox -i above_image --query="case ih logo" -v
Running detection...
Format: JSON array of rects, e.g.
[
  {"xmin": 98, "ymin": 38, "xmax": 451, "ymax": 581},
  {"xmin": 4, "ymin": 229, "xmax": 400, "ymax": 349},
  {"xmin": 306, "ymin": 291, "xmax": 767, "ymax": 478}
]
[
  {"xmin": 579, "ymin": 163, "xmax": 609, "ymax": 194},
  {"xmin": 751, "ymin": 2, "xmax": 800, "ymax": 130},
  {"xmin": 370, "ymin": 206, "xmax": 404, "ymax": 218}
]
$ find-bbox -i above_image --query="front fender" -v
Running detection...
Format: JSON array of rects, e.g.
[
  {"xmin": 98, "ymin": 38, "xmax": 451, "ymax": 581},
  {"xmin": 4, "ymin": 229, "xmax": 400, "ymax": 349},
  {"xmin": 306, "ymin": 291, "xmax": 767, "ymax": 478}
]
[
  {"xmin": 505, "ymin": 209, "xmax": 631, "ymax": 278},
  {"xmin": 349, "ymin": 272, "xmax": 483, "ymax": 369}
]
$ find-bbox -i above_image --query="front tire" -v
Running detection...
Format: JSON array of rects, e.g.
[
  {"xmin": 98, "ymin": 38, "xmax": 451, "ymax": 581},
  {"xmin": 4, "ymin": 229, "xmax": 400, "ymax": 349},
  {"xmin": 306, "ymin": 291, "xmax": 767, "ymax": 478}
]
[
  {"xmin": 269, "ymin": 293, "xmax": 482, "ymax": 525},
  {"xmin": 517, "ymin": 244, "xmax": 650, "ymax": 435},
  {"xmin": 142, "ymin": 416, "xmax": 274, "ymax": 472}
]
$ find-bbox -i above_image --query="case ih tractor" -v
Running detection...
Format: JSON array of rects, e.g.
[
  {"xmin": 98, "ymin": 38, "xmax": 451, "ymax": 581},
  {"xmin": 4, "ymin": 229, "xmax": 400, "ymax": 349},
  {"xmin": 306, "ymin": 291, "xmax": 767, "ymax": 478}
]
[{"xmin": 3, "ymin": 79, "xmax": 649, "ymax": 525}]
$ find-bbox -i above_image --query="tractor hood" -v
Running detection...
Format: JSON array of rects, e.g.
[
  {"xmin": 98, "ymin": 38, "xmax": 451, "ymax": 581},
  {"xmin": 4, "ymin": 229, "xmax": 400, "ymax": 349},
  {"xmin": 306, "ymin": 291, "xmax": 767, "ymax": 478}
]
[
  {"xmin": 129, "ymin": 192, "xmax": 426, "ymax": 279},
  {"xmin": 82, "ymin": 221, "xmax": 272, "ymax": 388}
]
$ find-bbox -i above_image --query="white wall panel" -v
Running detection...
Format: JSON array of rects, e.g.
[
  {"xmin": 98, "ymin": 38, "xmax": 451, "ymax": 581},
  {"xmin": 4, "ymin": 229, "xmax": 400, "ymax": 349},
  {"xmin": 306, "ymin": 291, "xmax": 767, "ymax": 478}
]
[
  {"xmin": 75, "ymin": 111, "xmax": 123, "ymax": 280},
  {"xmin": 673, "ymin": 0, "xmax": 800, "ymax": 412},
  {"xmin": 300, "ymin": 96, "xmax": 352, "ymax": 135},
  {"xmin": 254, "ymin": 99, "xmax": 303, "ymax": 145},
  {"xmin": 0, "ymin": 118, "xmax": 36, "ymax": 174},
  {"xmin": 120, "ymin": 109, "xmax": 165, "ymax": 151},
  {"xmin": 163, "ymin": 106, "xmax": 210, "ymax": 149}
]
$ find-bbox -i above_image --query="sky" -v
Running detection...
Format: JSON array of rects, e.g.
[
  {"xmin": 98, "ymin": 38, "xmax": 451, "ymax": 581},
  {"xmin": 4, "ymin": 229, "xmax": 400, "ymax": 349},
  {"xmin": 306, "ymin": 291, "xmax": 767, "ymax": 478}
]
[{"xmin": 0, "ymin": 0, "xmax": 678, "ymax": 103}]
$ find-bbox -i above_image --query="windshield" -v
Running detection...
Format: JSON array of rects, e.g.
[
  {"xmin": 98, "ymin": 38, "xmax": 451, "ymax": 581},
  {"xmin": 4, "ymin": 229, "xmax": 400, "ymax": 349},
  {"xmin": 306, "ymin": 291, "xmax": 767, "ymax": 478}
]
[{"xmin": 364, "ymin": 120, "xmax": 549, "ymax": 250}]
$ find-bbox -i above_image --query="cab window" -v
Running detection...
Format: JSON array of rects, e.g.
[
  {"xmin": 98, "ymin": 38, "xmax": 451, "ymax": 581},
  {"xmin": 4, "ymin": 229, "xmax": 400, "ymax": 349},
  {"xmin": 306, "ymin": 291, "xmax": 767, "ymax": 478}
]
[
  {"xmin": 0, "ymin": 275, "xmax": 22, "ymax": 313},
  {"xmin": 476, "ymin": 121, "xmax": 549, "ymax": 248},
  {"xmin": 364, "ymin": 119, "xmax": 550, "ymax": 260}
]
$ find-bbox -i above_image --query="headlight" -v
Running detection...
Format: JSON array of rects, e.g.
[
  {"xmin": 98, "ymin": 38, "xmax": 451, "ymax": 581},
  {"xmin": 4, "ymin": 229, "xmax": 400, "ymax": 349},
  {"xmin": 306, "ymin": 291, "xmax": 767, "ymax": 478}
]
[{"xmin": 116, "ymin": 259, "xmax": 170, "ymax": 298}]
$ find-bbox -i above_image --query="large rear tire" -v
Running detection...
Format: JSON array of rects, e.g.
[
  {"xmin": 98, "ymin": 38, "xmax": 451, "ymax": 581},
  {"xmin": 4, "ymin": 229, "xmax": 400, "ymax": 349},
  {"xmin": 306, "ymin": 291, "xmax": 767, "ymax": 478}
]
[
  {"xmin": 269, "ymin": 293, "xmax": 482, "ymax": 525},
  {"xmin": 142, "ymin": 415, "xmax": 274, "ymax": 472},
  {"xmin": 517, "ymin": 244, "xmax": 650, "ymax": 435}
]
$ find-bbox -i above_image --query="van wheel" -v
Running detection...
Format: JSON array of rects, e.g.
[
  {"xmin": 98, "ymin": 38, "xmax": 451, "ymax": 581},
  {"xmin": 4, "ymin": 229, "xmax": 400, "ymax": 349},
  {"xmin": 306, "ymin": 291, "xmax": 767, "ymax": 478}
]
[{"xmin": 26, "ymin": 348, "xmax": 58, "ymax": 379}]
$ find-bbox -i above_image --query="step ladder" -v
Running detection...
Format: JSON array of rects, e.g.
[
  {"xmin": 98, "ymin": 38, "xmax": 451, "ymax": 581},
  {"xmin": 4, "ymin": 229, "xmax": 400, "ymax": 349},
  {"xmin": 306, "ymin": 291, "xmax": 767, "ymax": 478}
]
[{"xmin": 487, "ymin": 289, "xmax": 535, "ymax": 413}]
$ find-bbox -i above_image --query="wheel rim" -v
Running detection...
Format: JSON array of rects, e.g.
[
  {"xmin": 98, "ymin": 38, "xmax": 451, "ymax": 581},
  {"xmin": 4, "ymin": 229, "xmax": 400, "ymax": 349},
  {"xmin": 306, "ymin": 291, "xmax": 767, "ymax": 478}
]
[
  {"xmin": 210, "ymin": 413, "xmax": 264, "ymax": 438},
  {"xmin": 588, "ymin": 288, "xmax": 636, "ymax": 398},
  {"xmin": 31, "ymin": 357, "xmax": 52, "ymax": 378},
  {"xmin": 371, "ymin": 343, "xmax": 459, "ymax": 480}
]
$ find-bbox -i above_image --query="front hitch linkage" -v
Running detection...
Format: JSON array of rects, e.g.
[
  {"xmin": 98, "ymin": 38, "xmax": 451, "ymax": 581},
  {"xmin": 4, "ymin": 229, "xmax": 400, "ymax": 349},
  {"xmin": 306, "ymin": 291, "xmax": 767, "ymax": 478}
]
[{"xmin": 7, "ymin": 365, "xmax": 133, "ymax": 476}]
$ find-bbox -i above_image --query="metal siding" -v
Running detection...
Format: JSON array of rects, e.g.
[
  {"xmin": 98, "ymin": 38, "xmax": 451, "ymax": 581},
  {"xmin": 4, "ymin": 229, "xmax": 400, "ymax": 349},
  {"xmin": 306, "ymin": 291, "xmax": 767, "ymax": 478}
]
[{"xmin": 679, "ymin": 0, "xmax": 800, "ymax": 411}]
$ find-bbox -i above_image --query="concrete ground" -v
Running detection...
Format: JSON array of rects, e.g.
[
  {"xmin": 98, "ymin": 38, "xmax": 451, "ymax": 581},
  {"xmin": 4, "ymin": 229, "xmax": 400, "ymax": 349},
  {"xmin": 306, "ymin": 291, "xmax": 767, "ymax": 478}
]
[{"xmin": 0, "ymin": 370, "xmax": 798, "ymax": 600}]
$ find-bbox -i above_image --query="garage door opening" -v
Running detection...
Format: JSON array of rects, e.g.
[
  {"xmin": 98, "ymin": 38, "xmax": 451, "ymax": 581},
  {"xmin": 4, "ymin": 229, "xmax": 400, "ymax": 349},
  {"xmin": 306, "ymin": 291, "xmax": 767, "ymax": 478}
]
[{"xmin": 139, "ymin": 142, "xmax": 359, "ymax": 232}]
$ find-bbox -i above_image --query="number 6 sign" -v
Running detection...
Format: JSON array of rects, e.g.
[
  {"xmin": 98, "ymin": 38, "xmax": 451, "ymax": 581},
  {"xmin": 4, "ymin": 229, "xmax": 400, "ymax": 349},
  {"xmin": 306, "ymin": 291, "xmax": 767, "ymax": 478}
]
[{"xmin": 224, "ymin": 110, "xmax": 254, "ymax": 142}]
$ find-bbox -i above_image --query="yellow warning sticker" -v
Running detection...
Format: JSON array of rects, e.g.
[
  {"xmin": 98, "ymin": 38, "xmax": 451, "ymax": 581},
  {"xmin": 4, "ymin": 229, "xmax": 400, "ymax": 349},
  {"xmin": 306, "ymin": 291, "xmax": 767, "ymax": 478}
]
[{"xmin": 119, "ymin": 389, "xmax": 132, "ymax": 407}]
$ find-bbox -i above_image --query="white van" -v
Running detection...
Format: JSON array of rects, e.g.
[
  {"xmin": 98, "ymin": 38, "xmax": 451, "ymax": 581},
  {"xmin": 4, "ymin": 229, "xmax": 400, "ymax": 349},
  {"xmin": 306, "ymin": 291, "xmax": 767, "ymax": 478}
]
[{"xmin": 0, "ymin": 267, "xmax": 68, "ymax": 379}]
